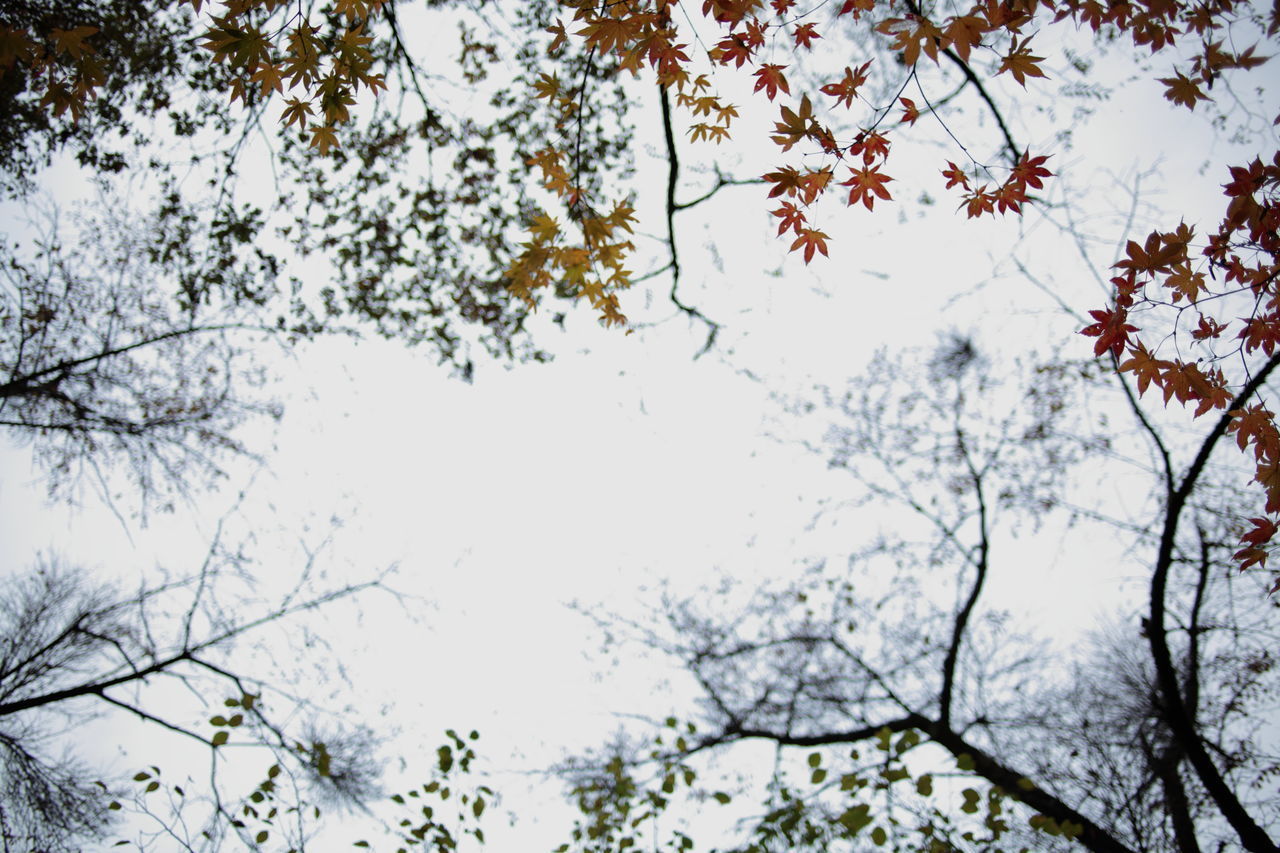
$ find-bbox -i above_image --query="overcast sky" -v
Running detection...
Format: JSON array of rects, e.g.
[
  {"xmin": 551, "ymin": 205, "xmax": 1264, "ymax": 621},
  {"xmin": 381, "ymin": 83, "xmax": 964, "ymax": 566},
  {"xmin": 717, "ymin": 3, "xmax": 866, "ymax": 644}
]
[{"xmin": 1, "ymin": 8, "xmax": 1277, "ymax": 850}]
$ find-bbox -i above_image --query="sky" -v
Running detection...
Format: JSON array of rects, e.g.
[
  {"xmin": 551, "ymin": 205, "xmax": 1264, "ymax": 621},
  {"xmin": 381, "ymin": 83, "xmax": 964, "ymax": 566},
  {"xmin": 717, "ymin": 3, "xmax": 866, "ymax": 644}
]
[{"xmin": 1, "ymin": 3, "xmax": 1278, "ymax": 851}]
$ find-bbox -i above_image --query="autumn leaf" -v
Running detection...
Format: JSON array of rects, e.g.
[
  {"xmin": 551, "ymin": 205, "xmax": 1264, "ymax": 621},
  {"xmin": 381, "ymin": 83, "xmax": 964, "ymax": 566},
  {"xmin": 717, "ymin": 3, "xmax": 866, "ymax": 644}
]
[
  {"xmin": 1080, "ymin": 307, "xmax": 1137, "ymax": 357},
  {"xmin": 773, "ymin": 202, "xmax": 806, "ymax": 236},
  {"xmin": 998, "ymin": 37, "xmax": 1048, "ymax": 86},
  {"xmin": 793, "ymin": 23, "xmax": 820, "ymax": 49},
  {"xmin": 753, "ymin": 64, "xmax": 790, "ymax": 100},
  {"xmin": 898, "ymin": 97, "xmax": 920, "ymax": 125},
  {"xmin": 791, "ymin": 228, "xmax": 830, "ymax": 262},
  {"xmin": 771, "ymin": 95, "xmax": 813, "ymax": 152},
  {"xmin": 1159, "ymin": 71, "xmax": 1210, "ymax": 109},
  {"xmin": 942, "ymin": 161, "xmax": 969, "ymax": 190},
  {"xmin": 820, "ymin": 63, "xmax": 869, "ymax": 109},
  {"xmin": 1118, "ymin": 343, "xmax": 1169, "ymax": 395},
  {"xmin": 841, "ymin": 166, "xmax": 893, "ymax": 210}
]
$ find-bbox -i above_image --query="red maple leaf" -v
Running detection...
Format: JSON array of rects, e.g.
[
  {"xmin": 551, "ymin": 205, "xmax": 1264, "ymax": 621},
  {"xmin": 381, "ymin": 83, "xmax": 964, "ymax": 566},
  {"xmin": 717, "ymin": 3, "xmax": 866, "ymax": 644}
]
[
  {"xmin": 753, "ymin": 64, "xmax": 790, "ymax": 100},
  {"xmin": 1080, "ymin": 307, "xmax": 1138, "ymax": 357}
]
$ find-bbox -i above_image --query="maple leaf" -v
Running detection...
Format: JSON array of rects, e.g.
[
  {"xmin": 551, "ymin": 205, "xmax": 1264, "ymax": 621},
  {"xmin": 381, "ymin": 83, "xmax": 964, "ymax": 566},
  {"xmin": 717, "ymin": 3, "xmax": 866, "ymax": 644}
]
[
  {"xmin": 850, "ymin": 131, "xmax": 889, "ymax": 165},
  {"xmin": 771, "ymin": 95, "xmax": 813, "ymax": 152},
  {"xmin": 1159, "ymin": 71, "xmax": 1209, "ymax": 109},
  {"xmin": 280, "ymin": 97, "xmax": 313, "ymax": 129},
  {"xmin": 1080, "ymin": 307, "xmax": 1137, "ymax": 357},
  {"xmin": 1191, "ymin": 315, "xmax": 1227, "ymax": 340},
  {"xmin": 841, "ymin": 166, "xmax": 893, "ymax": 210},
  {"xmin": 764, "ymin": 166, "xmax": 803, "ymax": 198},
  {"xmin": 820, "ymin": 63, "xmax": 869, "ymax": 109},
  {"xmin": 837, "ymin": 0, "xmax": 875, "ymax": 17},
  {"xmin": 1011, "ymin": 151, "xmax": 1052, "ymax": 189},
  {"xmin": 50, "ymin": 26, "xmax": 98, "ymax": 59},
  {"xmin": 1229, "ymin": 406, "xmax": 1280, "ymax": 461},
  {"xmin": 1233, "ymin": 516, "xmax": 1277, "ymax": 571},
  {"xmin": 961, "ymin": 187, "xmax": 995, "ymax": 218},
  {"xmin": 998, "ymin": 37, "xmax": 1048, "ymax": 86},
  {"xmin": 943, "ymin": 14, "xmax": 986, "ymax": 63},
  {"xmin": 942, "ymin": 161, "xmax": 969, "ymax": 190},
  {"xmin": 1164, "ymin": 263, "xmax": 1207, "ymax": 303},
  {"xmin": 711, "ymin": 35, "xmax": 753, "ymax": 67},
  {"xmin": 898, "ymin": 97, "xmax": 920, "ymax": 125},
  {"xmin": 546, "ymin": 20, "xmax": 568, "ymax": 54},
  {"xmin": 309, "ymin": 123, "xmax": 339, "ymax": 154},
  {"xmin": 773, "ymin": 202, "xmax": 807, "ymax": 236},
  {"xmin": 1237, "ymin": 314, "xmax": 1280, "ymax": 355},
  {"xmin": 791, "ymin": 228, "xmax": 830, "ymax": 263},
  {"xmin": 793, "ymin": 23, "xmax": 820, "ymax": 49},
  {"xmin": 1118, "ymin": 343, "xmax": 1170, "ymax": 395},
  {"xmin": 753, "ymin": 64, "xmax": 790, "ymax": 100}
]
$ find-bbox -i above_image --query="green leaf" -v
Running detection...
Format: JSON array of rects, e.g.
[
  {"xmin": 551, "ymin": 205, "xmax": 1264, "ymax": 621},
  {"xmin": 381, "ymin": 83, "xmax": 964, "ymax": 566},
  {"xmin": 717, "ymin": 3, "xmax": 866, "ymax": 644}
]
[
  {"xmin": 255, "ymin": 830, "xmax": 269, "ymax": 843},
  {"xmin": 210, "ymin": 715, "xmax": 228, "ymax": 726},
  {"xmin": 871, "ymin": 826, "xmax": 887, "ymax": 845},
  {"xmin": 916, "ymin": 774, "xmax": 933, "ymax": 796},
  {"xmin": 810, "ymin": 768, "xmax": 827, "ymax": 784},
  {"xmin": 712, "ymin": 792, "xmax": 732, "ymax": 804},
  {"xmin": 807, "ymin": 752, "xmax": 822, "ymax": 768},
  {"xmin": 133, "ymin": 772, "xmax": 151, "ymax": 782},
  {"xmin": 228, "ymin": 714, "xmax": 244, "ymax": 727},
  {"xmin": 145, "ymin": 781, "xmax": 160, "ymax": 793},
  {"xmin": 956, "ymin": 753, "xmax": 975, "ymax": 771},
  {"xmin": 108, "ymin": 801, "xmax": 122, "ymax": 811},
  {"xmin": 838, "ymin": 804, "xmax": 872, "ymax": 835},
  {"xmin": 212, "ymin": 731, "xmax": 229, "ymax": 746},
  {"xmin": 354, "ymin": 842, "xmax": 370, "ymax": 848}
]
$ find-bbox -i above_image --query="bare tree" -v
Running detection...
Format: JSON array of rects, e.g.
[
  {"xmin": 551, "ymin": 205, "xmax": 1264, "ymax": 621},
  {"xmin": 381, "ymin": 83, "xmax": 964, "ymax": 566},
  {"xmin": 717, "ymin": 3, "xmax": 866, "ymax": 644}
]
[
  {"xmin": 558, "ymin": 338, "xmax": 1280, "ymax": 853},
  {"xmin": 0, "ymin": 508, "xmax": 397, "ymax": 851},
  {"xmin": 0, "ymin": 196, "xmax": 283, "ymax": 517}
]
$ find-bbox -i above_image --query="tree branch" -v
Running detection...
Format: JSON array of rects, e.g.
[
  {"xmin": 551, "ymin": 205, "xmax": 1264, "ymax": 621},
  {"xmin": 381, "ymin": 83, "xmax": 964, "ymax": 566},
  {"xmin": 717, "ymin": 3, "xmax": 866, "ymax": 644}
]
[{"xmin": 1147, "ymin": 352, "xmax": 1280, "ymax": 852}]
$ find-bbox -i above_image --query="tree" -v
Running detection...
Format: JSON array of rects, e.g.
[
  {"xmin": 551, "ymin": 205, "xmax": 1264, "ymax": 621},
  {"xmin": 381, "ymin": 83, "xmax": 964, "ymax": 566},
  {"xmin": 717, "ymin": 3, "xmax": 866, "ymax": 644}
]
[
  {"xmin": 11, "ymin": 0, "xmax": 1271, "ymax": 568},
  {"xmin": 0, "ymin": 194, "xmax": 285, "ymax": 515},
  {"xmin": 554, "ymin": 338, "xmax": 1280, "ymax": 852},
  {"xmin": 0, "ymin": 511, "xmax": 393, "ymax": 850}
]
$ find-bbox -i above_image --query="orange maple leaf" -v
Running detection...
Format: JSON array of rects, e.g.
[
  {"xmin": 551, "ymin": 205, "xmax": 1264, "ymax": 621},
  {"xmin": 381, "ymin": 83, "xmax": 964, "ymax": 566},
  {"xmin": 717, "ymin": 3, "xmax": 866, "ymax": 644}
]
[
  {"xmin": 841, "ymin": 166, "xmax": 893, "ymax": 210},
  {"xmin": 998, "ymin": 37, "xmax": 1048, "ymax": 85},
  {"xmin": 791, "ymin": 227, "xmax": 830, "ymax": 262}
]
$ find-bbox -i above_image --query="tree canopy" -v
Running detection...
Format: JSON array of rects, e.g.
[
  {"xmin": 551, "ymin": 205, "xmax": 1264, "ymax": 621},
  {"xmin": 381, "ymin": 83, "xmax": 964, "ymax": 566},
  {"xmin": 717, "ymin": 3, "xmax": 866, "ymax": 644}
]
[
  {"xmin": 3, "ymin": 0, "xmax": 1280, "ymax": 849},
  {"xmin": 7, "ymin": 0, "xmax": 1273, "ymax": 573}
]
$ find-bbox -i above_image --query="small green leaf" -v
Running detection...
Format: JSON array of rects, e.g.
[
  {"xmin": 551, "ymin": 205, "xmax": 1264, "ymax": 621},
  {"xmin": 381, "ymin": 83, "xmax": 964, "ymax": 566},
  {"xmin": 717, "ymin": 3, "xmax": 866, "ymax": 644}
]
[
  {"xmin": 228, "ymin": 714, "xmax": 244, "ymax": 727},
  {"xmin": 473, "ymin": 798, "xmax": 485, "ymax": 818},
  {"xmin": 210, "ymin": 715, "xmax": 228, "ymax": 726},
  {"xmin": 354, "ymin": 842, "xmax": 370, "ymax": 848},
  {"xmin": 811, "ymin": 768, "xmax": 827, "ymax": 784},
  {"xmin": 871, "ymin": 826, "xmax": 887, "ymax": 845},
  {"xmin": 807, "ymin": 752, "xmax": 822, "ymax": 768},
  {"xmin": 956, "ymin": 753, "xmax": 975, "ymax": 771},
  {"xmin": 255, "ymin": 829, "xmax": 269, "ymax": 843},
  {"xmin": 712, "ymin": 792, "xmax": 732, "ymax": 804},
  {"xmin": 108, "ymin": 801, "xmax": 122, "ymax": 811},
  {"xmin": 145, "ymin": 781, "xmax": 160, "ymax": 793},
  {"xmin": 212, "ymin": 731, "xmax": 229, "ymax": 746}
]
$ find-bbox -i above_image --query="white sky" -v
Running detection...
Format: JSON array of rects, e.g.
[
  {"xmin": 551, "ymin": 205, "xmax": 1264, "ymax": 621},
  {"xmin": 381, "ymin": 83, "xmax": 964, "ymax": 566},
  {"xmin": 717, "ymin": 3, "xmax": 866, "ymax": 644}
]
[{"xmin": 1, "ymin": 7, "xmax": 1277, "ymax": 851}]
